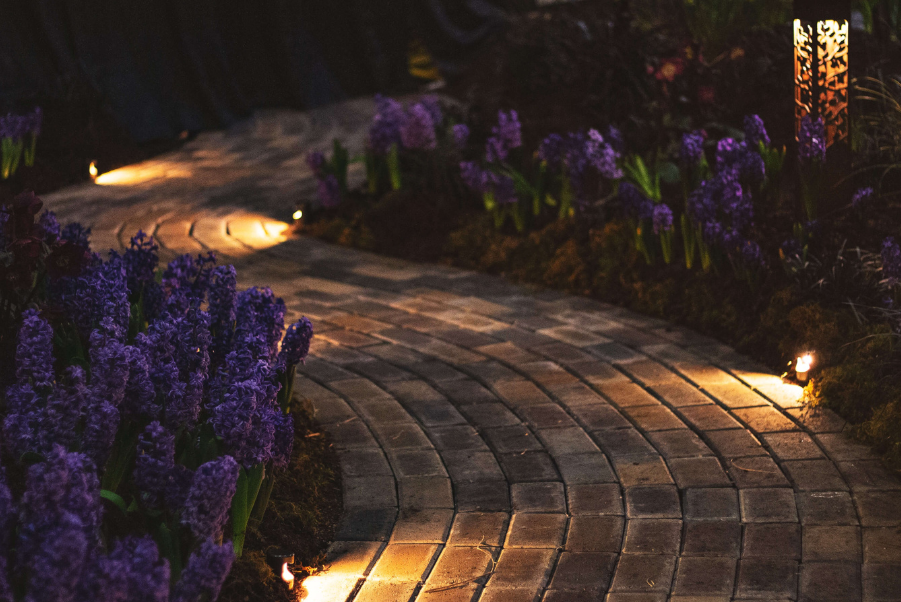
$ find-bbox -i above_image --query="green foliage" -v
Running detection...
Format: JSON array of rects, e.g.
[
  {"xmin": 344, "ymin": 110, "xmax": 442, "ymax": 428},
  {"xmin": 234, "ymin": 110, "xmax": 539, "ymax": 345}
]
[{"xmin": 682, "ymin": 0, "xmax": 791, "ymax": 55}]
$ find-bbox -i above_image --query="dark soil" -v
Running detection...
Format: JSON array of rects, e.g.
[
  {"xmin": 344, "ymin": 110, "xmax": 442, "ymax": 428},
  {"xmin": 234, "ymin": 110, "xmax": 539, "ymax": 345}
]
[{"xmin": 219, "ymin": 404, "xmax": 342, "ymax": 602}]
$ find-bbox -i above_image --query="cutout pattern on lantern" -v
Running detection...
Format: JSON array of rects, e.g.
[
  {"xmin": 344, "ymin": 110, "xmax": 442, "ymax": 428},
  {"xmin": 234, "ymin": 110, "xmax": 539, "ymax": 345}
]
[{"xmin": 794, "ymin": 18, "xmax": 849, "ymax": 147}]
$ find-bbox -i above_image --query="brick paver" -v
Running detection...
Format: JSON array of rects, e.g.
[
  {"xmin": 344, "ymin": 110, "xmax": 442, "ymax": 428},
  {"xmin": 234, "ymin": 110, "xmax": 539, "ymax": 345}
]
[{"xmin": 45, "ymin": 100, "xmax": 901, "ymax": 601}]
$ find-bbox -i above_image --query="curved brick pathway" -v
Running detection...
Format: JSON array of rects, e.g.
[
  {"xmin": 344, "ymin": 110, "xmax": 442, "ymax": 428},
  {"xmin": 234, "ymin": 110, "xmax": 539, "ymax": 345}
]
[{"xmin": 45, "ymin": 99, "xmax": 901, "ymax": 602}]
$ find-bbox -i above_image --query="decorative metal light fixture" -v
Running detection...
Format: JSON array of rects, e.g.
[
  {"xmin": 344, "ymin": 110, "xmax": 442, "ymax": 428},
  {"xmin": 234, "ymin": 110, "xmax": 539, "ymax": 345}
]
[
  {"xmin": 793, "ymin": 0, "xmax": 851, "ymax": 149},
  {"xmin": 266, "ymin": 549, "xmax": 295, "ymax": 590}
]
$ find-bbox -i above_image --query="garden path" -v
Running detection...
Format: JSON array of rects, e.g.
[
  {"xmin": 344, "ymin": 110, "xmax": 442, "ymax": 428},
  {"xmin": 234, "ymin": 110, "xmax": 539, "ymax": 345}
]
[{"xmin": 44, "ymin": 98, "xmax": 901, "ymax": 602}]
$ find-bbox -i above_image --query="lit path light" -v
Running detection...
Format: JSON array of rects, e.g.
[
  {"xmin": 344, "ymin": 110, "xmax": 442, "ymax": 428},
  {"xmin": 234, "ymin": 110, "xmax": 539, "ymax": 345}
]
[
  {"xmin": 94, "ymin": 162, "xmax": 193, "ymax": 186},
  {"xmin": 226, "ymin": 214, "xmax": 290, "ymax": 250}
]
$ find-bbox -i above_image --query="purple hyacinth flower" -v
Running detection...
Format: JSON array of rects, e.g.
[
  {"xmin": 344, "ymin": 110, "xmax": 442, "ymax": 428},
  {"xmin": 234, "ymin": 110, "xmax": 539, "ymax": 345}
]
[
  {"xmin": 134, "ymin": 422, "xmax": 175, "ymax": 509},
  {"xmin": 122, "ymin": 231, "xmax": 159, "ymax": 296},
  {"xmin": 181, "ymin": 455, "xmax": 240, "ymax": 540},
  {"xmin": 123, "ymin": 345, "xmax": 157, "ymax": 420},
  {"xmin": 680, "ymin": 130, "xmax": 705, "ymax": 166},
  {"xmin": 16, "ymin": 309, "xmax": 55, "ymax": 389},
  {"xmin": 171, "ymin": 539, "xmax": 235, "ymax": 602},
  {"xmin": 460, "ymin": 161, "xmax": 485, "ymax": 192},
  {"xmin": 739, "ymin": 239, "xmax": 765, "ymax": 266},
  {"xmin": 882, "ymin": 237, "xmax": 901, "ymax": 281},
  {"xmin": 60, "ymin": 222, "xmax": 91, "ymax": 247},
  {"xmin": 82, "ymin": 401, "xmax": 120, "ymax": 468},
  {"xmin": 538, "ymin": 133, "xmax": 564, "ymax": 165},
  {"xmin": 418, "ymin": 95, "xmax": 443, "ymax": 125},
  {"xmin": 235, "ymin": 286, "xmax": 286, "ymax": 361},
  {"xmin": 165, "ymin": 464, "xmax": 194, "ymax": 512},
  {"xmin": 22, "ymin": 512, "xmax": 90, "ymax": 602},
  {"xmin": 740, "ymin": 149, "xmax": 766, "ymax": 184},
  {"xmin": 79, "ymin": 536, "xmax": 170, "ymax": 602},
  {"xmin": 586, "ymin": 129, "xmax": 623, "ymax": 180},
  {"xmin": 652, "ymin": 204, "xmax": 674, "ymax": 234},
  {"xmin": 619, "ymin": 182, "xmax": 654, "ymax": 221},
  {"xmin": 278, "ymin": 317, "xmax": 313, "ymax": 368},
  {"xmin": 271, "ymin": 412, "xmax": 294, "ymax": 468},
  {"xmin": 715, "ymin": 138, "xmax": 746, "ymax": 171},
  {"xmin": 485, "ymin": 110, "xmax": 522, "ymax": 163},
  {"xmin": 400, "ymin": 103, "xmax": 437, "ymax": 151},
  {"xmin": 743, "ymin": 114, "xmax": 770, "ymax": 147},
  {"xmin": 305, "ymin": 151, "xmax": 326, "ymax": 177},
  {"xmin": 89, "ymin": 329, "xmax": 129, "ymax": 408},
  {"xmin": 19, "ymin": 446, "xmax": 103, "ymax": 555},
  {"xmin": 37, "ymin": 210, "xmax": 60, "ymax": 242},
  {"xmin": 208, "ymin": 265, "xmax": 238, "ymax": 364},
  {"xmin": 852, "ymin": 187, "xmax": 874, "ymax": 208},
  {"xmin": 368, "ymin": 95, "xmax": 406, "ymax": 154},
  {"xmin": 43, "ymin": 366, "xmax": 88, "ymax": 450},
  {"xmin": 798, "ymin": 115, "xmax": 826, "ymax": 163},
  {"xmin": 317, "ymin": 174, "xmax": 341, "ymax": 208},
  {"xmin": 452, "ymin": 124, "xmax": 470, "ymax": 149}
]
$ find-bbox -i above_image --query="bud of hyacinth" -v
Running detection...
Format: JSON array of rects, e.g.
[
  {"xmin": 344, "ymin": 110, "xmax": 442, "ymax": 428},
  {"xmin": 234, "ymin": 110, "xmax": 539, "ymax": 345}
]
[
  {"xmin": 798, "ymin": 115, "xmax": 826, "ymax": 164},
  {"xmin": 60, "ymin": 222, "xmax": 91, "ymax": 247},
  {"xmin": 400, "ymin": 104, "xmax": 437, "ymax": 151},
  {"xmin": 305, "ymin": 151, "xmax": 326, "ymax": 177},
  {"xmin": 134, "ymin": 422, "xmax": 175, "ymax": 509},
  {"xmin": 16, "ymin": 308, "xmax": 55, "ymax": 389},
  {"xmin": 278, "ymin": 317, "xmax": 313, "ymax": 368},
  {"xmin": 680, "ymin": 131, "xmax": 705, "ymax": 166},
  {"xmin": 181, "ymin": 455, "xmax": 240, "ymax": 540},
  {"xmin": 852, "ymin": 187, "xmax": 874, "ymax": 209},
  {"xmin": 317, "ymin": 174, "xmax": 341, "ymax": 208},
  {"xmin": 882, "ymin": 237, "xmax": 901, "ymax": 281},
  {"xmin": 171, "ymin": 539, "xmax": 235, "ymax": 602},
  {"xmin": 452, "ymin": 124, "xmax": 470, "ymax": 149},
  {"xmin": 37, "ymin": 210, "xmax": 60, "ymax": 242},
  {"xmin": 743, "ymin": 114, "xmax": 770, "ymax": 147},
  {"xmin": 652, "ymin": 204, "xmax": 674, "ymax": 234}
]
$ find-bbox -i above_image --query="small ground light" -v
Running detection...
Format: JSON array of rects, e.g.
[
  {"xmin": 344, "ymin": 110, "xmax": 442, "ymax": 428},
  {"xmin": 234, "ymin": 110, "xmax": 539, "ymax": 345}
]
[
  {"xmin": 795, "ymin": 354, "xmax": 813, "ymax": 383},
  {"xmin": 266, "ymin": 549, "xmax": 295, "ymax": 590},
  {"xmin": 89, "ymin": 161, "xmax": 98, "ymax": 180},
  {"xmin": 293, "ymin": 209, "xmax": 303, "ymax": 220}
]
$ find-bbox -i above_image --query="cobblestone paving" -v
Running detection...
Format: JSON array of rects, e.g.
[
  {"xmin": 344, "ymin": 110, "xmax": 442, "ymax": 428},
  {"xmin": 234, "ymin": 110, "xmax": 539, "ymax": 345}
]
[{"xmin": 44, "ymin": 99, "xmax": 901, "ymax": 602}]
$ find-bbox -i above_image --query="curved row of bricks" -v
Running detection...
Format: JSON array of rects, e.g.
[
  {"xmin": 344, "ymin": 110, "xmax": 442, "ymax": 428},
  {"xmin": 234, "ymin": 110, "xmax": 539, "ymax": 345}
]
[{"xmin": 42, "ymin": 99, "xmax": 901, "ymax": 602}]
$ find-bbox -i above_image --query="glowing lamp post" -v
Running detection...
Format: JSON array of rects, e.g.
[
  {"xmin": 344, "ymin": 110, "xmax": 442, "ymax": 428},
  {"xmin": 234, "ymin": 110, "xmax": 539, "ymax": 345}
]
[{"xmin": 793, "ymin": 0, "xmax": 851, "ymax": 150}]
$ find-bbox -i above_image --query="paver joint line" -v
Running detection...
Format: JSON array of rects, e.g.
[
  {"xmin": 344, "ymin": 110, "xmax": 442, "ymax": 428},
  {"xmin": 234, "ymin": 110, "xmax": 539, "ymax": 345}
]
[{"xmin": 43, "ymin": 99, "xmax": 901, "ymax": 602}]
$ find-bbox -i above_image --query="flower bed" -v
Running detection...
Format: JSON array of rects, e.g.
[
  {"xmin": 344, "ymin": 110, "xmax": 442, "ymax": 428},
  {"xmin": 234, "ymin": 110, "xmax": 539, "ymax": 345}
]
[
  {"xmin": 0, "ymin": 191, "xmax": 332, "ymax": 601},
  {"xmin": 298, "ymin": 4, "xmax": 901, "ymax": 470}
]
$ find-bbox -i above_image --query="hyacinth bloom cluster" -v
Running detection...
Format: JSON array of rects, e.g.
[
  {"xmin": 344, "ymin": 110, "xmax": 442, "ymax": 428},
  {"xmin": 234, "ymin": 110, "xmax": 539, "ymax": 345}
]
[
  {"xmin": 368, "ymin": 94, "xmax": 445, "ymax": 155},
  {"xmin": 852, "ymin": 187, "xmax": 874, "ymax": 209},
  {"xmin": 460, "ymin": 113, "xmax": 623, "ymax": 231},
  {"xmin": 684, "ymin": 115, "xmax": 772, "ymax": 269},
  {"xmin": 798, "ymin": 115, "xmax": 826, "ymax": 164},
  {"xmin": 1, "ymin": 223, "xmax": 315, "ymax": 599},
  {"xmin": 1, "ymin": 108, "xmax": 42, "ymax": 179},
  {"xmin": 680, "ymin": 130, "xmax": 706, "ymax": 167}
]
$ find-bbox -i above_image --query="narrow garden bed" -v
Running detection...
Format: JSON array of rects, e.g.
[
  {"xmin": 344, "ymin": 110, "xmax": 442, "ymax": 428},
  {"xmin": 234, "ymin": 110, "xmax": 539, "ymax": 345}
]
[{"xmin": 300, "ymin": 3, "xmax": 901, "ymax": 471}]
